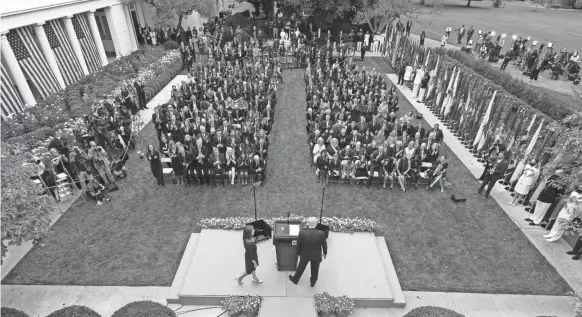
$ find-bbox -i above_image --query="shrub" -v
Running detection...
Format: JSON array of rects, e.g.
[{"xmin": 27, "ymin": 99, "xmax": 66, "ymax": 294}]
[
  {"xmin": 403, "ymin": 306, "xmax": 465, "ymax": 317},
  {"xmin": 111, "ymin": 301, "xmax": 176, "ymax": 317},
  {"xmin": 1, "ymin": 307, "xmax": 29, "ymax": 317},
  {"xmin": 164, "ymin": 40, "xmax": 180, "ymax": 50},
  {"xmin": 46, "ymin": 306, "xmax": 100, "ymax": 317},
  {"xmin": 492, "ymin": 0, "xmax": 502, "ymax": 7}
]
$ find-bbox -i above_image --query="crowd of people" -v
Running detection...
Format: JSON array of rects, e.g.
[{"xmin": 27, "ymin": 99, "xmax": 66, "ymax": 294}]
[
  {"xmin": 145, "ymin": 31, "xmax": 281, "ymax": 187},
  {"xmin": 304, "ymin": 47, "xmax": 449, "ymax": 191}
]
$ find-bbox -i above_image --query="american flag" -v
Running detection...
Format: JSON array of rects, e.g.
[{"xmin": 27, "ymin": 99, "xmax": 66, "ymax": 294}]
[
  {"xmin": 72, "ymin": 14, "xmax": 102, "ymax": 73},
  {"xmin": 46, "ymin": 20, "xmax": 84, "ymax": 86},
  {"xmin": 1, "ymin": 64, "xmax": 25, "ymax": 119},
  {"xmin": 7, "ymin": 27, "xmax": 60, "ymax": 99}
]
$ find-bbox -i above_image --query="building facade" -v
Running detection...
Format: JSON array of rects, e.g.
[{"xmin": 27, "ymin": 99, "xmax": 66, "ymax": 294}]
[{"xmin": 0, "ymin": 0, "xmax": 208, "ymax": 119}]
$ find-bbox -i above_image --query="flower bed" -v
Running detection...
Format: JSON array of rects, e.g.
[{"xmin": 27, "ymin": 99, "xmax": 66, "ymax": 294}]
[
  {"xmin": 1, "ymin": 47, "xmax": 181, "ymax": 162},
  {"xmin": 198, "ymin": 215, "xmax": 379, "ymax": 233},
  {"xmin": 314, "ymin": 292, "xmax": 355, "ymax": 317},
  {"xmin": 221, "ymin": 295, "xmax": 261, "ymax": 317}
]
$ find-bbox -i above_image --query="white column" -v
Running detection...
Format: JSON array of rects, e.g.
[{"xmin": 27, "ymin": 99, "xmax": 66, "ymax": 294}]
[
  {"xmin": 1, "ymin": 33, "xmax": 36, "ymax": 106},
  {"xmin": 123, "ymin": 3, "xmax": 138, "ymax": 51},
  {"xmin": 33, "ymin": 23, "xmax": 66, "ymax": 89},
  {"xmin": 104, "ymin": 6, "xmax": 122, "ymax": 57},
  {"xmin": 135, "ymin": 1, "xmax": 146, "ymax": 27},
  {"xmin": 86, "ymin": 11, "xmax": 109, "ymax": 66},
  {"xmin": 63, "ymin": 16, "xmax": 89, "ymax": 75}
]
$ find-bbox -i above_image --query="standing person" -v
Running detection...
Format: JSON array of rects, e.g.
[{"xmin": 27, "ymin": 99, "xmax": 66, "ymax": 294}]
[
  {"xmin": 397, "ymin": 61, "xmax": 406, "ymax": 85},
  {"xmin": 134, "ymin": 80, "xmax": 147, "ymax": 110},
  {"xmin": 455, "ymin": 25, "xmax": 466, "ymax": 44},
  {"xmin": 509, "ymin": 159, "xmax": 538, "ymax": 206},
  {"xmin": 420, "ymin": 31, "xmax": 426, "ymax": 46},
  {"xmin": 500, "ymin": 50, "xmax": 513, "ymax": 70},
  {"xmin": 236, "ymin": 225, "xmax": 263, "ymax": 284},
  {"xmin": 405, "ymin": 20, "xmax": 412, "ymax": 37},
  {"xmin": 356, "ymin": 29, "xmax": 364, "ymax": 52},
  {"xmin": 445, "ymin": 26, "xmax": 452, "ymax": 37},
  {"xmin": 88, "ymin": 141, "xmax": 116, "ymax": 185},
  {"xmin": 543, "ymin": 189, "xmax": 582, "ymax": 243},
  {"xmin": 440, "ymin": 34, "xmax": 448, "ymax": 48},
  {"xmin": 360, "ymin": 40, "xmax": 368, "ymax": 61},
  {"xmin": 146, "ymin": 145, "xmax": 164, "ymax": 186},
  {"xmin": 526, "ymin": 169, "xmax": 566, "ymax": 226},
  {"xmin": 364, "ymin": 31, "xmax": 371, "ymax": 51},
  {"xmin": 566, "ymin": 237, "xmax": 582, "ymax": 260},
  {"xmin": 466, "ymin": 26, "xmax": 474, "ymax": 45},
  {"xmin": 289, "ymin": 217, "xmax": 328, "ymax": 287},
  {"xmin": 477, "ymin": 152, "xmax": 509, "ymax": 199},
  {"xmin": 412, "ymin": 66, "xmax": 425, "ymax": 99},
  {"xmin": 69, "ymin": 146, "xmax": 93, "ymax": 191}
]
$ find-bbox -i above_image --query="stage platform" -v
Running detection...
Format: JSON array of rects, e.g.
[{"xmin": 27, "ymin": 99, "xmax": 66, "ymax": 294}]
[{"xmin": 168, "ymin": 229, "xmax": 405, "ymax": 314}]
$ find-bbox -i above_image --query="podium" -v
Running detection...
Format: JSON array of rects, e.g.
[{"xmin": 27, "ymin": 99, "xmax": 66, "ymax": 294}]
[{"xmin": 272, "ymin": 220, "xmax": 302, "ymax": 271}]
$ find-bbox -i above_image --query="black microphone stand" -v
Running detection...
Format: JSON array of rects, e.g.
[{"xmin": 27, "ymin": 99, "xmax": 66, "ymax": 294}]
[{"xmin": 251, "ymin": 181, "xmax": 262, "ymax": 220}]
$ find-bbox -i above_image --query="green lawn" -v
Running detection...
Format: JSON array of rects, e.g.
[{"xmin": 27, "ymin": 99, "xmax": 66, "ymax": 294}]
[{"xmin": 2, "ymin": 63, "xmax": 572, "ymax": 296}]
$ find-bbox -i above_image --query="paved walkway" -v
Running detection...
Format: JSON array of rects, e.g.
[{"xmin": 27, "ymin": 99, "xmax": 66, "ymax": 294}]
[{"xmin": 0, "ymin": 75, "xmax": 186, "ymax": 281}]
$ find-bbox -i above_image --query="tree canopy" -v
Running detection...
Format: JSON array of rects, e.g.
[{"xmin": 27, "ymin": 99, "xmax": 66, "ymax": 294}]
[
  {"xmin": 279, "ymin": 0, "xmax": 360, "ymax": 29},
  {"xmin": 1, "ymin": 142, "xmax": 55, "ymax": 263},
  {"xmin": 354, "ymin": 0, "xmax": 442, "ymax": 34},
  {"xmin": 147, "ymin": 0, "xmax": 216, "ymax": 28}
]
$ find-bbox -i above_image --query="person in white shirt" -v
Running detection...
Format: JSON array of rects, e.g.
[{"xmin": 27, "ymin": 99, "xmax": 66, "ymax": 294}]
[
  {"xmin": 403, "ymin": 65, "xmax": 414, "ymax": 86},
  {"xmin": 445, "ymin": 26, "xmax": 452, "ymax": 37},
  {"xmin": 372, "ymin": 34, "xmax": 381, "ymax": 52},
  {"xmin": 412, "ymin": 67, "xmax": 425, "ymax": 99},
  {"xmin": 441, "ymin": 35, "xmax": 448, "ymax": 48},
  {"xmin": 364, "ymin": 32, "xmax": 371, "ymax": 52}
]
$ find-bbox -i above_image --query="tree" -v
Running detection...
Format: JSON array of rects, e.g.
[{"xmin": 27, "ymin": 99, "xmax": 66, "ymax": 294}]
[
  {"xmin": 279, "ymin": 0, "xmax": 360, "ymax": 29},
  {"xmin": 533, "ymin": 0, "xmax": 551, "ymax": 10},
  {"xmin": 147, "ymin": 0, "xmax": 216, "ymax": 28},
  {"xmin": 1, "ymin": 142, "xmax": 55, "ymax": 264},
  {"xmin": 354, "ymin": 0, "xmax": 442, "ymax": 34}
]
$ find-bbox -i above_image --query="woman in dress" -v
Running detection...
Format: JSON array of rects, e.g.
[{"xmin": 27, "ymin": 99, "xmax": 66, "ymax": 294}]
[
  {"xmin": 146, "ymin": 145, "xmax": 164, "ymax": 186},
  {"xmin": 426, "ymin": 155, "xmax": 449, "ymax": 192},
  {"xmin": 510, "ymin": 159, "xmax": 538, "ymax": 206},
  {"xmin": 396, "ymin": 155, "xmax": 410, "ymax": 191},
  {"xmin": 237, "ymin": 152, "xmax": 250, "ymax": 185},
  {"xmin": 236, "ymin": 225, "xmax": 263, "ymax": 284},
  {"xmin": 172, "ymin": 143, "xmax": 186, "ymax": 185}
]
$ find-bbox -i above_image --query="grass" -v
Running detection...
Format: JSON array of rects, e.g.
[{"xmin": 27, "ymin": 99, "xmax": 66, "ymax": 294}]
[{"xmin": 2, "ymin": 64, "xmax": 572, "ymax": 296}]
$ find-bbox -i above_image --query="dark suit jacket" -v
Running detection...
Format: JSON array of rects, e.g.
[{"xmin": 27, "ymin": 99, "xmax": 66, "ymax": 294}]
[
  {"xmin": 490, "ymin": 159, "xmax": 509, "ymax": 178},
  {"xmin": 297, "ymin": 228, "xmax": 327, "ymax": 262},
  {"xmin": 212, "ymin": 134, "xmax": 227, "ymax": 152}
]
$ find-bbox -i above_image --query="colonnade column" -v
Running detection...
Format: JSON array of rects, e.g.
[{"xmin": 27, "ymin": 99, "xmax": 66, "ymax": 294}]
[
  {"xmin": 123, "ymin": 3, "xmax": 138, "ymax": 51},
  {"xmin": 1, "ymin": 32, "xmax": 36, "ymax": 106},
  {"xmin": 86, "ymin": 10, "xmax": 109, "ymax": 66},
  {"xmin": 33, "ymin": 23, "xmax": 66, "ymax": 89},
  {"xmin": 63, "ymin": 16, "xmax": 90, "ymax": 75}
]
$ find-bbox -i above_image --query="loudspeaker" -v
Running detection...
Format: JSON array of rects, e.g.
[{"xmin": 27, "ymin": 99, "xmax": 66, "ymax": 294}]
[{"xmin": 451, "ymin": 193, "xmax": 467, "ymax": 203}]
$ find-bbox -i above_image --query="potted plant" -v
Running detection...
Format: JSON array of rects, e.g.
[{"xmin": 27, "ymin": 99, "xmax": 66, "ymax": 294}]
[
  {"xmin": 334, "ymin": 295, "xmax": 355, "ymax": 317},
  {"xmin": 314, "ymin": 292, "xmax": 335, "ymax": 317},
  {"xmin": 241, "ymin": 295, "xmax": 262, "ymax": 317},
  {"xmin": 221, "ymin": 296, "xmax": 244, "ymax": 317}
]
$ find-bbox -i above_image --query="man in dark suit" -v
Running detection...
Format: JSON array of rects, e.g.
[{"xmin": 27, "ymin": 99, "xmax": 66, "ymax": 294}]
[
  {"xmin": 250, "ymin": 155, "xmax": 266, "ymax": 185},
  {"xmin": 208, "ymin": 147, "xmax": 226, "ymax": 187},
  {"xmin": 432, "ymin": 124, "xmax": 444, "ymax": 144},
  {"xmin": 212, "ymin": 130, "xmax": 227, "ymax": 154},
  {"xmin": 289, "ymin": 217, "xmax": 328, "ymax": 287},
  {"xmin": 134, "ymin": 81, "xmax": 147, "ymax": 110},
  {"xmin": 368, "ymin": 145, "xmax": 388, "ymax": 188},
  {"xmin": 478, "ymin": 152, "xmax": 509, "ymax": 199},
  {"xmin": 255, "ymin": 138, "xmax": 269, "ymax": 158}
]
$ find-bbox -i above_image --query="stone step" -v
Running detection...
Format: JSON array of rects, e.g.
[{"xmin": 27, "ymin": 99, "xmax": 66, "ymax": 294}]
[
  {"xmin": 259, "ymin": 297, "xmax": 317, "ymax": 317},
  {"xmin": 167, "ymin": 233, "xmax": 201, "ymax": 304},
  {"xmin": 375, "ymin": 237, "xmax": 406, "ymax": 307}
]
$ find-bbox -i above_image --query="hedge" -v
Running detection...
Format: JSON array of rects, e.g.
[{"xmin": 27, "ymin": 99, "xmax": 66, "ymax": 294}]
[
  {"xmin": 0, "ymin": 307, "xmax": 29, "ymax": 317},
  {"xmin": 45, "ymin": 306, "xmax": 101, "ymax": 317},
  {"xmin": 436, "ymin": 48, "xmax": 576, "ymax": 121},
  {"xmin": 111, "ymin": 301, "xmax": 176, "ymax": 317},
  {"xmin": 403, "ymin": 306, "xmax": 465, "ymax": 317}
]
